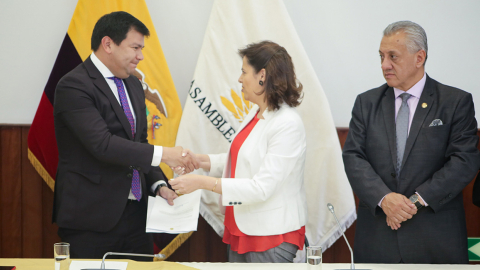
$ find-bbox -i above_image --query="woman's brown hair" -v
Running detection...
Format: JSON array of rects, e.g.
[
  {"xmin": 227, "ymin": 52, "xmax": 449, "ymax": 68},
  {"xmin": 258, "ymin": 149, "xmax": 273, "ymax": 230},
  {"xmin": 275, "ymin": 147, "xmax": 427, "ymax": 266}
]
[{"xmin": 239, "ymin": 40, "xmax": 303, "ymax": 111}]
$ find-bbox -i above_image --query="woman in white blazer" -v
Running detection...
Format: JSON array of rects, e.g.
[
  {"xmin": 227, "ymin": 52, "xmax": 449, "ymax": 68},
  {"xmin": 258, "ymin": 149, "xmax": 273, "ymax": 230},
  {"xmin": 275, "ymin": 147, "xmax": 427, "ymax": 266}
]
[{"xmin": 170, "ymin": 41, "xmax": 307, "ymax": 263}]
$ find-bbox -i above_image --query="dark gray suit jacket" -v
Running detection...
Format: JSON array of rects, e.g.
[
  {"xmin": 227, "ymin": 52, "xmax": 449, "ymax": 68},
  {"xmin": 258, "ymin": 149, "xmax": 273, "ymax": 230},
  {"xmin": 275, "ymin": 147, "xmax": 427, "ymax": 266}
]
[
  {"xmin": 53, "ymin": 56, "xmax": 165, "ymax": 232},
  {"xmin": 343, "ymin": 75, "xmax": 480, "ymax": 263}
]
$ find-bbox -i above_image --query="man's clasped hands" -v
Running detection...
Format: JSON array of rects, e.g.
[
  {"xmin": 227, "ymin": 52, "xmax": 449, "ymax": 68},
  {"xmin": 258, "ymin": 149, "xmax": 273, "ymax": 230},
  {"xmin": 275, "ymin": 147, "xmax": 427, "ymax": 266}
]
[{"xmin": 381, "ymin": 192, "xmax": 425, "ymax": 230}]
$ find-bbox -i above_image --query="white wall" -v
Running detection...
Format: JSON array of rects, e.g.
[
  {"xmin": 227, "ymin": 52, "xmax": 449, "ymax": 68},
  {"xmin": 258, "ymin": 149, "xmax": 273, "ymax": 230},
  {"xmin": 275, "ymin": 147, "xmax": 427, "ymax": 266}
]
[{"xmin": 1, "ymin": 0, "xmax": 479, "ymax": 126}]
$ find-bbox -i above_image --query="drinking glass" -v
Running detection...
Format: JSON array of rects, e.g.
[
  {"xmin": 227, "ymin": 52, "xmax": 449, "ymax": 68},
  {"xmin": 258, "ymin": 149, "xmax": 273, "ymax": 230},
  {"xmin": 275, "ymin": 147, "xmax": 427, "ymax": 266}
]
[
  {"xmin": 307, "ymin": 246, "xmax": 322, "ymax": 268},
  {"xmin": 54, "ymin": 242, "xmax": 71, "ymax": 270}
]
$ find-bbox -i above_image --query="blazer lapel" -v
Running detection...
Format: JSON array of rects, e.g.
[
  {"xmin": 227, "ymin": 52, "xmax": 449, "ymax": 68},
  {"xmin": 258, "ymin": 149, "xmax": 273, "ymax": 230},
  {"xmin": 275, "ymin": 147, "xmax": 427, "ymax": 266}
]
[
  {"xmin": 84, "ymin": 57, "xmax": 134, "ymax": 140},
  {"xmin": 401, "ymin": 76, "xmax": 434, "ymax": 168},
  {"xmin": 221, "ymin": 104, "xmax": 259, "ymax": 178},
  {"xmin": 229, "ymin": 104, "xmax": 259, "ymax": 143},
  {"xmin": 381, "ymin": 87, "xmax": 398, "ymax": 172}
]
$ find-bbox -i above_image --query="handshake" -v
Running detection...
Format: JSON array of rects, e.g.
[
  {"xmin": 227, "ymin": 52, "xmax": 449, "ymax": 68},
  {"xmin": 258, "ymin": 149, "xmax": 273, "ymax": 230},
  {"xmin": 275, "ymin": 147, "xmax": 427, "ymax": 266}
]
[
  {"xmin": 162, "ymin": 146, "xmax": 200, "ymax": 174},
  {"xmin": 158, "ymin": 147, "xmax": 213, "ymax": 204},
  {"xmin": 162, "ymin": 146, "xmax": 211, "ymax": 175}
]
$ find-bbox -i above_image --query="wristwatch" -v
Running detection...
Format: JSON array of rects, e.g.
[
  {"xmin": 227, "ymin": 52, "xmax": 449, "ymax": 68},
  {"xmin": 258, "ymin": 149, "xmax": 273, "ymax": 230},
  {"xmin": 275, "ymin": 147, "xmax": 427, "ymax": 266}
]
[
  {"xmin": 155, "ymin": 183, "xmax": 168, "ymax": 195},
  {"xmin": 409, "ymin": 194, "xmax": 423, "ymax": 209}
]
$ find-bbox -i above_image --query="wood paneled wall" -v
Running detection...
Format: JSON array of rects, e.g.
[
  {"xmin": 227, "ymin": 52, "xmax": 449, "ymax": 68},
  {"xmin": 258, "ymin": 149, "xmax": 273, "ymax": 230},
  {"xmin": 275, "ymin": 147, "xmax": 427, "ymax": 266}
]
[{"xmin": 1, "ymin": 126, "xmax": 479, "ymax": 262}]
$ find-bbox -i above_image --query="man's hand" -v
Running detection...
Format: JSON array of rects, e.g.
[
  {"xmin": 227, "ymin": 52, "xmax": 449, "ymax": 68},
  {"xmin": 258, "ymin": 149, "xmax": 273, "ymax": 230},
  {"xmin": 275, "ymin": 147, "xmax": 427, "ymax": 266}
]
[
  {"xmin": 386, "ymin": 216, "xmax": 401, "ymax": 230},
  {"xmin": 172, "ymin": 152, "xmax": 212, "ymax": 175},
  {"xmin": 381, "ymin": 192, "xmax": 417, "ymax": 223},
  {"xmin": 162, "ymin": 146, "xmax": 199, "ymax": 173},
  {"xmin": 157, "ymin": 186, "xmax": 178, "ymax": 206}
]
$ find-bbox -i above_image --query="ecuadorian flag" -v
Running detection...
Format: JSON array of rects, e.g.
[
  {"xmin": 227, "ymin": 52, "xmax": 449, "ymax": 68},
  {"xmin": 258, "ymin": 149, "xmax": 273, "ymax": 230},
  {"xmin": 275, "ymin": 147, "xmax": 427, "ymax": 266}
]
[{"xmin": 27, "ymin": 0, "xmax": 184, "ymax": 259}]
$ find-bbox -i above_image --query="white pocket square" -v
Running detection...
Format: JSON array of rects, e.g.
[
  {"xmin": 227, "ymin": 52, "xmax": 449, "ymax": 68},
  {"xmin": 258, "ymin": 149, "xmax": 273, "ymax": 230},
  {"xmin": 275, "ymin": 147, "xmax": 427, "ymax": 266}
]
[{"xmin": 429, "ymin": 119, "xmax": 443, "ymax": 127}]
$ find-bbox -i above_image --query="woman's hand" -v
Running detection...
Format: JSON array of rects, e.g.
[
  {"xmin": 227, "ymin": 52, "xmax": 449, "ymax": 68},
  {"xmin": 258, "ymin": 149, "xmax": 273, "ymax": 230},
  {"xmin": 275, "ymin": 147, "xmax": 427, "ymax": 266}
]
[
  {"xmin": 169, "ymin": 175, "xmax": 220, "ymax": 194},
  {"xmin": 171, "ymin": 150, "xmax": 211, "ymax": 175}
]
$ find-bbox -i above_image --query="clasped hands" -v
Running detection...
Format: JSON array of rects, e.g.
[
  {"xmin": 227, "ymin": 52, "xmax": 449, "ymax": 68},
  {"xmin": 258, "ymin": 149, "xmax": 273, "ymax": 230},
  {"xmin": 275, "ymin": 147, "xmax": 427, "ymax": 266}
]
[
  {"xmin": 161, "ymin": 147, "xmax": 214, "ymax": 195},
  {"xmin": 155, "ymin": 146, "xmax": 199, "ymax": 205},
  {"xmin": 162, "ymin": 146, "xmax": 199, "ymax": 174},
  {"xmin": 382, "ymin": 192, "xmax": 424, "ymax": 230}
]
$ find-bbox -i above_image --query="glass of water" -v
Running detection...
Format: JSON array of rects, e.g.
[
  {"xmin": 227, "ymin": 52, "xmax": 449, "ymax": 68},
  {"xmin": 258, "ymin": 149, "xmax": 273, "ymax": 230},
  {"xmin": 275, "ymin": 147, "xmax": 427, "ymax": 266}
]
[
  {"xmin": 54, "ymin": 242, "xmax": 71, "ymax": 270},
  {"xmin": 307, "ymin": 246, "xmax": 322, "ymax": 267}
]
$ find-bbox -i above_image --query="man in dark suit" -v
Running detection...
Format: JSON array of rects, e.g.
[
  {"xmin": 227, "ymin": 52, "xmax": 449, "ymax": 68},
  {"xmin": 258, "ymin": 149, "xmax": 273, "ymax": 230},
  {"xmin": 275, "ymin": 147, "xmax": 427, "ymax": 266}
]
[
  {"xmin": 53, "ymin": 11, "xmax": 197, "ymax": 259},
  {"xmin": 343, "ymin": 21, "xmax": 480, "ymax": 263}
]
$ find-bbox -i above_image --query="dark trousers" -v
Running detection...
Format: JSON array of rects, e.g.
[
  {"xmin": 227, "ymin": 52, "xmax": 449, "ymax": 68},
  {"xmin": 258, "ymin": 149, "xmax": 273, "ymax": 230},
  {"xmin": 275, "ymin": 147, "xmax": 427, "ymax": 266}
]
[{"xmin": 58, "ymin": 199, "xmax": 153, "ymax": 261}]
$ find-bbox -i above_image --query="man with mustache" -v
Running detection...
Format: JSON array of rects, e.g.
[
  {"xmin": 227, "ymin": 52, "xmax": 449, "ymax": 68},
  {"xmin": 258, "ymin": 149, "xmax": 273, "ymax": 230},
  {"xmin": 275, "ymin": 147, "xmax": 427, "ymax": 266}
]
[
  {"xmin": 343, "ymin": 21, "xmax": 480, "ymax": 263},
  {"xmin": 53, "ymin": 11, "xmax": 197, "ymax": 259}
]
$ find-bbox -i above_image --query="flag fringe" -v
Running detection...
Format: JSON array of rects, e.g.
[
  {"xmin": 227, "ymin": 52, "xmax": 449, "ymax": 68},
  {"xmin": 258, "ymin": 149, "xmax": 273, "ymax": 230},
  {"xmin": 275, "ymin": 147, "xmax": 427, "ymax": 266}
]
[
  {"xmin": 155, "ymin": 231, "xmax": 194, "ymax": 261},
  {"xmin": 321, "ymin": 207, "xmax": 357, "ymax": 251},
  {"xmin": 28, "ymin": 148, "xmax": 55, "ymax": 191},
  {"xmin": 200, "ymin": 201, "xmax": 224, "ymax": 237}
]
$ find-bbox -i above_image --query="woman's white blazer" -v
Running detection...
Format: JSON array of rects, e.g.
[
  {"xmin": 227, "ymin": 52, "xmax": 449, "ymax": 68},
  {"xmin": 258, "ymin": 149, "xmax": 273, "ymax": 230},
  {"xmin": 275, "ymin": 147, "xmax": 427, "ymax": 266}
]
[{"xmin": 208, "ymin": 103, "xmax": 307, "ymax": 236}]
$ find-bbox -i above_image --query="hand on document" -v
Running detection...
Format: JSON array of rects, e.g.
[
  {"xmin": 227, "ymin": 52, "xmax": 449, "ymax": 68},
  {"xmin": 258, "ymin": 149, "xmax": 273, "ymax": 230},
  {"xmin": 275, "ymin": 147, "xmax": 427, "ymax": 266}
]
[
  {"xmin": 146, "ymin": 190, "xmax": 202, "ymax": 233},
  {"xmin": 157, "ymin": 185, "xmax": 178, "ymax": 206}
]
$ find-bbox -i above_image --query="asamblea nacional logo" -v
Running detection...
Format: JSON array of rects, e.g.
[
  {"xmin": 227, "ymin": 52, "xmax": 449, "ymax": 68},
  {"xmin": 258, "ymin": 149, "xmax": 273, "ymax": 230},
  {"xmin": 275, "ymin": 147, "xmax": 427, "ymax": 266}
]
[
  {"xmin": 189, "ymin": 80, "xmax": 252, "ymax": 142},
  {"xmin": 221, "ymin": 89, "xmax": 253, "ymax": 123}
]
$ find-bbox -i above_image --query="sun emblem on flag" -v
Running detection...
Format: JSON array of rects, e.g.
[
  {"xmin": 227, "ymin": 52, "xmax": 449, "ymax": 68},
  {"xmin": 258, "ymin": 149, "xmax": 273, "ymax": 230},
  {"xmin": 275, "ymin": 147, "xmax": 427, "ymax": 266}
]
[{"xmin": 221, "ymin": 89, "xmax": 253, "ymax": 123}]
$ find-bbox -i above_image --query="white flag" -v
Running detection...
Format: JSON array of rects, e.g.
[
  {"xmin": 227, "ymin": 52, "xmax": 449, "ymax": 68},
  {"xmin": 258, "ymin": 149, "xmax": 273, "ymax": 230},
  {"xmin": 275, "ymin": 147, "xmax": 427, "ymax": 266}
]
[{"xmin": 176, "ymin": 0, "xmax": 356, "ymax": 262}]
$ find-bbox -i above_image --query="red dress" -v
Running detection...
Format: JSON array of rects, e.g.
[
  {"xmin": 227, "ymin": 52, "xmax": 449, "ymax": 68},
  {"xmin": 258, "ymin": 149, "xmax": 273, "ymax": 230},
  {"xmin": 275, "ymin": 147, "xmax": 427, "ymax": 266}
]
[{"xmin": 222, "ymin": 113, "xmax": 305, "ymax": 254}]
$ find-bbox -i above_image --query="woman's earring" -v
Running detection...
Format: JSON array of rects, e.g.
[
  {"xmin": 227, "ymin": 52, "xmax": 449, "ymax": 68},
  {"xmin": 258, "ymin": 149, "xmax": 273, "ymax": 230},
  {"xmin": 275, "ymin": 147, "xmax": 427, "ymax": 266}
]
[{"xmin": 259, "ymin": 81, "xmax": 264, "ymax": 86}]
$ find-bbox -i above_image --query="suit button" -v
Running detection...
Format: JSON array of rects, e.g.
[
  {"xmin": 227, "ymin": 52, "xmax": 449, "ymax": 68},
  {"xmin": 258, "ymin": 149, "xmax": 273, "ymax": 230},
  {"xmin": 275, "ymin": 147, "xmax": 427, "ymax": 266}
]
[
  {"xmin": 391, "ymin": 173, "xmax": 396, "ymax": 177},
  {"xmin": 448, "ymin": 194, "xmax": 452, "ymax": 198},
  {"xmin": 229, "ymin": 202, "xmax": 233, "ymax": 205},
  {"xmin": 127, "ymin": 173, "xmax": 133, "ymax": 178},
  {"xmin": 439, "ymin": 201, "xmax": 444, "ymax": 205}
]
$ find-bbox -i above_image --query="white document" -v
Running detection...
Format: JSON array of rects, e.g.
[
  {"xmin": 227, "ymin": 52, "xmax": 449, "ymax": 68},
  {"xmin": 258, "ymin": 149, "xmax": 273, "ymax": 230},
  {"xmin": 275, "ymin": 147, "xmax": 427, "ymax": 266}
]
[
  {"xmin": 146, "ymin": 190, "xmax": 201, "ymax": 234},
  {"xmin": 69, "ymin": 260, "xmax": 127, "ymax": 270}
]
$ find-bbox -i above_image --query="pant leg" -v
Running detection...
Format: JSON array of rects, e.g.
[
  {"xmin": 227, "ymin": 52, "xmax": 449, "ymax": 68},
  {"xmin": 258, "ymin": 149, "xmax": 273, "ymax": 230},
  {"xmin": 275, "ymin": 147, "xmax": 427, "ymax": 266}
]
[
  {"xmin": 228, "ymin": 246, "xmax": 248, "ymax": 262},
  {"xmin": 245, "ymin": 242, "xmax": 298, "ymax": 263},
  {"xmin": 120, "ymin": 199, "xmax": 153, "ymax": 261},
  {"xmin": 58, "ymin": 199, "xmax": 153, "ymax": 261}
]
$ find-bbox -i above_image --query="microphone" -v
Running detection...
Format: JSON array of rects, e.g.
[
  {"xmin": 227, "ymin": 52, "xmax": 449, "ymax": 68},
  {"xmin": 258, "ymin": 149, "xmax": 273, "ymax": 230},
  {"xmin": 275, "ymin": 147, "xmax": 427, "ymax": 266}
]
[
  {"xmin": 82, "ymin": 252, "xmax": 165, "ymax": 270},
  {"xmin": 327, "ymin": 203, "xmax": 370, "ymax": 270}
]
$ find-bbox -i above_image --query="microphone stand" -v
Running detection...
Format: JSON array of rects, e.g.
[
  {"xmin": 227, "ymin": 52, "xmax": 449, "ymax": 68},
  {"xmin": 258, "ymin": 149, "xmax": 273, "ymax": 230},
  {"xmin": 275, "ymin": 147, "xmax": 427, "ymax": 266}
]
[
  {"xmin": 82, "ymin": 252, "xmax": 165, "ymax": 270},
  {"xmin": 327, "ymin": 203, "xmax": 370, "ymax": 270}
]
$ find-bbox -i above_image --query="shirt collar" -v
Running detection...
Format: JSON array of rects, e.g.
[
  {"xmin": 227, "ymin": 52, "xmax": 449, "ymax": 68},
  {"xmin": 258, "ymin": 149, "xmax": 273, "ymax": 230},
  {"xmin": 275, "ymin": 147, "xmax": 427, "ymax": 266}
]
[
  {"xmin": 90, "ymin": 52, "xmax": 115, "ymax": 79},
  {"xmin": 394, "ymin": 73, "xmax": 426, "ymax": 99},
  {"xmin": 262, "ymin": 102, "xmax": 286, "ymax": 120}
]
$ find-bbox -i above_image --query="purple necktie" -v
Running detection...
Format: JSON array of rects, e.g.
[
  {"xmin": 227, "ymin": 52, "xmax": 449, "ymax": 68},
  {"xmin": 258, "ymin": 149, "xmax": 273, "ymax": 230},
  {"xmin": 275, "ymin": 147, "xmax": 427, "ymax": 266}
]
[{"xmin": 109, "ymin": 77, "xmax": 141, "ymax": 201}]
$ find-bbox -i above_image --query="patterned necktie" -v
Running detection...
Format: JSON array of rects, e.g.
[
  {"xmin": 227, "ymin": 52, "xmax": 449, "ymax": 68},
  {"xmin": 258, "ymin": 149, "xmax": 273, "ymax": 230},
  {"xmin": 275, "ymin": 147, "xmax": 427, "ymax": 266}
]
[
  {"xmin": 109, "ymin": 77, "xmax": 141, "ymax": 201},
  {"xmin": 396, "ymin": 93, "xmax": 411, "ymax": 176}
]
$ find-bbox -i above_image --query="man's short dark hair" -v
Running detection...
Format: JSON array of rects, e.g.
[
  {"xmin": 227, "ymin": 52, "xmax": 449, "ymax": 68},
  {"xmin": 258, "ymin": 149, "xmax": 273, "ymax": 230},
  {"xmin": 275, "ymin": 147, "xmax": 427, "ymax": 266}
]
[{"xmin": 91, "ymin": 11, "xmax": 150, "ymax": 51}]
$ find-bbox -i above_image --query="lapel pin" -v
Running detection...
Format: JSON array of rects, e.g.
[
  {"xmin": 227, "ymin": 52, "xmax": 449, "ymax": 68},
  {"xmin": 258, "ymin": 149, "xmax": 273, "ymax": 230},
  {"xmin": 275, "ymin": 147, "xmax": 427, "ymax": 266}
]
[{"xmin": 422, "ymin": 103, "xmax": 427, "ymax": 108}]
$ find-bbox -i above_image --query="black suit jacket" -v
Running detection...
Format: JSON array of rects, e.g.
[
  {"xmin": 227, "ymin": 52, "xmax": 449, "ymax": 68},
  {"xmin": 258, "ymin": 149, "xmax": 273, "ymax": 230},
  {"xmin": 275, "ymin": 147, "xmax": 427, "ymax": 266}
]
[
  {"xmin": 472, "ymin": 173, "xmax": 480, "ymax": 207},
  {"xmin": 343, "ymin": 75, "xmax": 480, "ymax": 263},
  {"xmin": 53, "ymin": 56, "xmax": 165, "ymax": 232}
]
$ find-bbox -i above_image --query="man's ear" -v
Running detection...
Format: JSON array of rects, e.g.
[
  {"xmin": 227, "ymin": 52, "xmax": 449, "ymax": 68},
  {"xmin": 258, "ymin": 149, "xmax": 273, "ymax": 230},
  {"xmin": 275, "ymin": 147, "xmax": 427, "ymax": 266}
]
[
  {"xmin": 415, "ymin": 50, "xmax": 426, "ymax": 68},
  {"xmin": 101, "ymin": 36, "xmax": 113, "ymax": 54}
]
